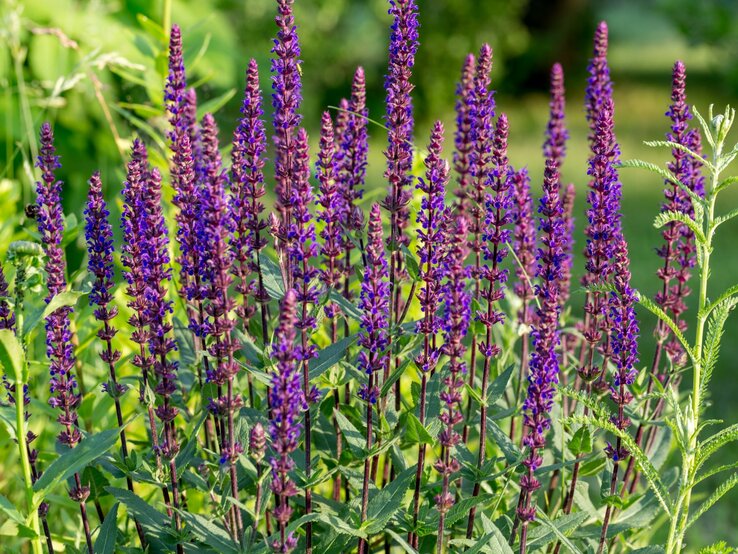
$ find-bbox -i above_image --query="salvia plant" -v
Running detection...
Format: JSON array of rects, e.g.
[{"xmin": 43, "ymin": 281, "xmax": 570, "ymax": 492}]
[{"xmin": 3, "ymin": 1, "xmax": 738, "ymax": 553}]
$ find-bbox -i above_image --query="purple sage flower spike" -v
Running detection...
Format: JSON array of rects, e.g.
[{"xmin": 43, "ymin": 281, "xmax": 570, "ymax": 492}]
[
  {"xmin": 269, "ymin": 289, "xmax": 305, "ymax": 554},
  {"xmin": 462, "ymin": 44, "xmax": 495, "ymax": 448},
  {"xmin": 544, "ymin": 63, "xmax": 568, "ymax": 167},
  {"xmin": 467, "ymin": 113, "xmax": 514, "ymax": 536},
  {"xmin": 410, "ymin": 121, "xmax": 448, "ymax": 548},
  {"xmin": 434, "ymin": 214, "xmax": 472, "ymax": 550},
  {"xmin": 517, "ymin": 159, "xmax": 566, "ymax": 553},
  {"xmin": 358, "ymin": 204, "xmax": 391, "ymax": 554},
  {"xmin": 0, "ymin": 258, "xmax": 15, "ymax": 330},
  {"xmin": 272, "ymin": 0, "xmax": 304, "ymax": 278},
  {"xmin": 586, "ymin": 22, "xmax": 613, "ymax": 143},
  {"xmin": 512, "ymin": 167, "xmax": 537, "ymax": 319},
  {"xmin": 230, "ymin": 59, "xmax": 270, "ymax": 343},
  {"xmin": 35, "ymin": 122, "xmax": 94, "ymax": 553},
  {"xmin": 316, "ymin": 112, "xmax": 344, "ymax": 336},
  {"xmin": 599, "ymin": 234, "xmax": 639, "ymax": 549},
  {"xmin": 454, "ymin": 53, "xmax": 476, "ymax": 213}
]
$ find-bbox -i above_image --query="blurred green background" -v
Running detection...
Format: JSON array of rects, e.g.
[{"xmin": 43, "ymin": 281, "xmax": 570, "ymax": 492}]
[{"xmin": 2, "ymin": 0, "xmax": 738, "ymax": 549}]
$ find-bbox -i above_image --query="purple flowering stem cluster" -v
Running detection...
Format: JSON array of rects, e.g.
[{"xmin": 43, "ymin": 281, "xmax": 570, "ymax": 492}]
[
  {"xmin": 358, "ymin": 204, "xmax": 391, "ymax": 554},
  {"xmin": 563, "ymin": 23, "xmax": 622, "ymax": 516},
  {"xmin": 35, "ymin": 123, "xmax": 95, "ymax": 554},
  {"xmin": 462, "ymin": 43, "xmax": 495, "ymax": 446},
  {"xmin": 435, "ymin": 214, "xmax": 472, "ymax": 552},
  {"xmin": 84, "ymin": 171, "xmax": 147, "ymax": 548},
  {"xmin": 621, "ymin": 60, "xmax": 704, "ymax": 495},
  {"xmin": 516, "ymin": 159, "xmax": 566, "ymax": 554},
  {"xmin": 410, "ymin": 121, "xmax": 448, "ymax": 548},
  {"xmin": 467, "ymin": 113, "xmax": 513, "ymax": 537}
]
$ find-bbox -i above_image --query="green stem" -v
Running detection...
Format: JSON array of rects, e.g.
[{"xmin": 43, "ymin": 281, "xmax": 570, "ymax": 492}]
[
  {"xmin": 15, "ymin": 377, "xmax": 43, "ymax": 554},
  {"xmin": 666, "ymin": 132, "xmax": 723, "ymax": 554},
  {"xmin": 163, "ymin": 0, "xmax": 173, "ymax": 36}
]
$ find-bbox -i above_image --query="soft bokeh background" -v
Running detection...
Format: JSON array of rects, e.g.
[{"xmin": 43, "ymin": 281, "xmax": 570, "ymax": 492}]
[{"xmin": 2, "ymin": 0, "xmax": 738, "ymax": 549}]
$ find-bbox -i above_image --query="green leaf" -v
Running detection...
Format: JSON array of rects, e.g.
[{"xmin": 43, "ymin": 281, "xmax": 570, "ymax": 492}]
[
  {"xmin": 94, "ymin": 502, "xmax": 119, "ymax": 554},
  {"xmin": 636, "ymin": 293, "xmax": 696, "ymax": 365},
  {"xmin": 309, "ymin": 335, "xmax": 357, "ymax": 381},
  {"xmin": 715, "ymin": 175, "xmax": 738, "ymax": 194},
  {"xmin": 197, "ymin": 89, "xmax": 237, "ymax": 119},
  {"xmin": 380, "ymin": 354, "xmax": 415, "ymax": 398},
  {"xmin": 333, "ymin": 409, "xmax": 365, "ymax": 458},
  {"xmin": 526, "ymin": 508, "xmax": 585, "ymax": 553},
  {"xmin": 401, "ymin": 246, "xmax": 420, "ymax": 282},
  {"xmin": 618, "ymin": 159, "xmax": 706, "ymax": 209},
  {"xmin": 384, "ymin": 528, "xmax": 417, "ymax": 553},
  {"xmin": 0, "ymin": 329, "xmax": 26, "ymax": 383},
  {"xmin": 423, "ymin": 494, "xmax": 494, "ymax": 532},
  {"xmin": 564, "ymin": 414, "xmax": 671, "ymax": 516},
  {"xmin": 698, "ymin": 423, "xmax": 738, "ymax": 468},
  {"xmin": 0, "ymin": 493, "xmax": 25, "ymax": 526},
  {"xmin": 328, "ymin": 290, "xmax": 362, "ymax": 322},
  {"xmin": 653, "ymin": 210, "xmax": 706, "ymax": 244},
  {"xmin": 568, "ymin": 427, "xmax": 593, "ymax": 455},
  {"xmin": 686, "ymin": 473, "xmax": 738, "ymax": 531},
  {"xmin": 365, "ymin": 466, "xmax": 414, "ymax": 534},
  {"xmin": 260, "ymin": 256, "xmax": 285, "ymax": 300},
  {"xmin": 644, "ymin": 139, "xmax": 714, "ymax": 172},
  {"xmin": 34, "ymin": 427, "xmax": 122, "ymax": 500},
  {"xmin": 404, "ymin": 412, "xmax": 434, "ymax": 445},
  {"xmin": 180, "ymin": 511, "xmax": 240, "ymax": 554},
  {"xmin": 700, "ymin": 297, "xmax": 738, "ymax": 415},
  {"xmin": 487, "ymin": 417, "xmax": 522, "ymax": 464},
  {"xmin": 488, "ymin": 364, "xmax": 514, "ymax": 405},
  {"xmin": 43, "ymin": 291, "xmax": 85, "ymax": 320},
  {"xmin": 106, "ymin": 487, "xmax": 174, "ymax": 551}
]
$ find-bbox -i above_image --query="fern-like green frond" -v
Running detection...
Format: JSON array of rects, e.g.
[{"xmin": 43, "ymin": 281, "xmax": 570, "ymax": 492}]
[{"xmin": 686, "ymin": 473, "xmax": 738, "ymax": 531}]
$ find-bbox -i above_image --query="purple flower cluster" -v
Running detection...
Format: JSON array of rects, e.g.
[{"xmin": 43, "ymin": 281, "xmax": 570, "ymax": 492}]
[
  {"xmin": 435, "ymin": 214, "xmax": 471, "ymax": 516},
  {"xmin": 479, "ymin": 113, "xmax": 513, "ymax": 350},
  {"xmin": 357, "ymin": 204, "xmax": 391, "ymax": 404},
  {"xmin": 512, "ymin": 167, "xmax": 537, "ymax": 320},
  {"xmin": 337, "ymin": 67, "xmax": 369, "ymax": 223},
  {"xmin": 585, "ymin": 22, "xmax": 614, "ymax": 144},
  {"xmin": 316, "ymin": 112, "xmax": 343, "ymax": 323},
  {"xmin": 0, "ymin": 260, "xmax": 15, "ymax": 330},
  {"xmin": 468, "ymin": 45, "xmax": 495, "ymax": 280},
  {"xmin": 518, "ymin": 159, "xmax": 566, "ymax": 526},
  {"xmin": 268, "ymin": 289, "xmax": 306, "ymax": 553},
  {"xmin": 288, "ymin": 128, "xmax": 319, "ymax": 355},
  {"xmin": 230, "ymin": 59, "xmax": 269, "ymax": 323},
  {"xmin": 382, "ymin": 0, "xmax": 419, "ymax": 248},
  {"xmin": 453, "ymin": 53, "xmax": 476, "ymax": 212},
  {"xmin": 84, "ymin": 173, "xmax": 125, "ymax": 399},
  {"xmin": 272, "ymin": 0, "xmax": 303, "ymax": 237},
  {"xmin": 654, "ymin": 60, "xmax": 704, "ymax": 366},
  {"xmin": 607, "ymin": 237, "xmax": 639, "ymax": 439},
  {"xmin": 544, "ymin": 63, "xmax": 568, "ymax": 166},
  {"xmin": 35, "ymin": 123, "xmax": 82, "ymax": 450},
  {"xmin": 415, "ymin": 121, "xmax": 448, "ymax": 373}
]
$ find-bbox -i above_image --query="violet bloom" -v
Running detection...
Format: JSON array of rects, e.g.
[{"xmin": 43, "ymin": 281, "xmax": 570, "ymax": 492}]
[
  {"xmin": 268, "ymin": 289, "xmax": 305, "ymax": 554},
  {"xmin": 357, "ymin": 204, "xmax": 391, "ymax": 404},
  {"xmin": 288, "ymin": 128, "xmax": 319, "ymax": 351},
  {"xmin": 518, "ymin": 159, "xmax": 566, "ymax": 531},
  {"xmin": 655, "ymin": 60, "xmax": 704, "ymax": 366},
  {"xmin": 415, "ymin": 121, "xmax": 448, "ymax": 373},
  {"xmin": 230, "ymin": 59, "xmax": 269, "ymax": 325},
  {"xmin": 468, "ymin": 44, "xmax": 495, "ymax": 281},
  {"xmin": 579, "ymin": 98, "xmax": 622, "ymax": 383},
  {"xmin": 512, "ymin": 167, "xmax": 537, "ymax": 321},
  {"xmin": 316, "ymin": 112, "xmax": 343, "ymax": 325},
  {"xmin": 142, "ymin": 166, "xmax": 180, "ymax": 459},
  {"xmin": 382, "ymin": 0, "xmax": 419, "ymax": 249},
  {"xmin": 84, "ymin": 172, "xmax": 126, "ymax": 398},
  {"xmin": 607, "ymin": 237, "xmax": 639, "ymax": 440},
  {"xmin": 453, "ymin": 53, "xmax": 476, "ymax": 212},
  {"xmin": 201, "ymin": 114, "xmax": 238, "ymax": 391},
  {"xmin": 35, "ymin": 123, "xmax": 82, "ymax": 450},
  {"xmin": 434, "ymin": 214, "xmax": 471, "ymax": 517},
  {"xmin": 586, "ymin": 22, "xmax": 614, "ymax": 143},
  {"xmin": 480, "ymin": 113, "xmax": 513, "ymax": 341},
  {"xmin": 560, "ymin": 183, "xmax": 576, "ymax": 307},
  {"xmin": 0, "ymin": 262, "xmax": 15, "ymax": 330},
  {"xmin": 543, "ymin": 63, "xmax": 568, "ymax": 167},
  {"xmin": 339, "ymin": 67, "xmax": 369, "ymax": 211},
  {"xmin": 272, "ymin": 0, "xmax": 304, "ymax": 238},
  {"xmin": 121, "ymin": 140, "xmax": 153, "ymax": 400}
]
